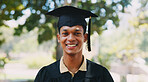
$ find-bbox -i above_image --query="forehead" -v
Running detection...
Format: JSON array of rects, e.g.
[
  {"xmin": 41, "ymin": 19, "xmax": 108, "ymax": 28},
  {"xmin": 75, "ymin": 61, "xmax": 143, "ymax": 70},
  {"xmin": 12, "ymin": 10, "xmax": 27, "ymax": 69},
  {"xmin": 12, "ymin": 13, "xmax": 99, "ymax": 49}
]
[{"xmin": 60, "ymin": 25, "xmax": 84, "ymax": 32}]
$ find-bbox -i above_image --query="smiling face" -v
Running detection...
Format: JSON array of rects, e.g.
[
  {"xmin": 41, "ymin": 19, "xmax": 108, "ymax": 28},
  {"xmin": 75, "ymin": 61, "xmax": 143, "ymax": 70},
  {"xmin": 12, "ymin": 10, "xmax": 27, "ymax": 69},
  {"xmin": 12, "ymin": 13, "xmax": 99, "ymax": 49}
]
[{"xmin": 57, "ymin": 25, "xmax": 87, "ymax": 56}]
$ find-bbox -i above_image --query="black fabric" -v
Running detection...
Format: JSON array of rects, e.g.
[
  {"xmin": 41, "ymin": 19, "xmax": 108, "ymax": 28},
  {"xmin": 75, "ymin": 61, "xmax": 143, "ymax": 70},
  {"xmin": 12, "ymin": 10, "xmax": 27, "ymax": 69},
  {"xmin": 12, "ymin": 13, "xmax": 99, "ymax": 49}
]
[
  {"xmin": 46, "ymin": 6, "xmax": 97, "ymax": 17},
  {"xmin": 46, "ymin": 6, "xmax": 97, "ymax": 29},
  {"xmin": 34, "ymin": 60, "xmax": 114, "ymax": 82},
  {"xmin": 58, "ymin": 14, "xmax": 87, "ymax": 30}
]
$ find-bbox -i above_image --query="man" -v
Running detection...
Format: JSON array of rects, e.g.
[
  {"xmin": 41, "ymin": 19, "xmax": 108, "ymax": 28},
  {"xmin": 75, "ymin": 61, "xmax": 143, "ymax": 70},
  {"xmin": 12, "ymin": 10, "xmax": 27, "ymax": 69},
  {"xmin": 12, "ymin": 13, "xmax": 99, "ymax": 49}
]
[{"xmin": 34, "ymin": 6, "xmax": 114, "ymax": 82}]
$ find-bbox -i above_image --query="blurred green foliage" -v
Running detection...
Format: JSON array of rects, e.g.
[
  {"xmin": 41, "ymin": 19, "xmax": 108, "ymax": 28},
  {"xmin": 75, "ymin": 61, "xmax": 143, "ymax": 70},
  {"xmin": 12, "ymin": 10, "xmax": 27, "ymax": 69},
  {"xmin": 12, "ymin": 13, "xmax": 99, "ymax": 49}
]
[
  {"xmin": 0, "ymin": 0, "xmax": 131, "ymax": 46},
  {"xmin": 0, "ymin": 54, "xmax": 9, "ymax": 68},
  {"xmin": 98, "ymin": 53, "xmax": 113, "ymax": 69},
  {"xmin": 96, "ymin": 0, "xmax": 148, "ymax": 69},
  {"xmin": 140, "ymin": 31, "xmax": 148, "ymax": 52}
]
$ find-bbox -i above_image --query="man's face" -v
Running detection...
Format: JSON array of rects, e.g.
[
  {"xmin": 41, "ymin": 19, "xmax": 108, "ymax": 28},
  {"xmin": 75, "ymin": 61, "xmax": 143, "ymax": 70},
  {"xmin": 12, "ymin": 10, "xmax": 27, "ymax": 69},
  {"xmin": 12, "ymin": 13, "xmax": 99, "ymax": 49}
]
[{"xmin": 57, "ymin": 25, "xmax": 87, "ymax": 55}]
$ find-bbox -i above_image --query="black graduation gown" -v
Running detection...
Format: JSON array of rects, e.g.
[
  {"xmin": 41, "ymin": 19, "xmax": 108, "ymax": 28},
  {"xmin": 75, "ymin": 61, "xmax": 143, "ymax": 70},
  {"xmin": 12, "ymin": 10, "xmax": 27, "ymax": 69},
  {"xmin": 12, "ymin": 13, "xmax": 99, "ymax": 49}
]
[{"xmin": 34, "ymin": 59, "xmax": 114, "ymax": 82}]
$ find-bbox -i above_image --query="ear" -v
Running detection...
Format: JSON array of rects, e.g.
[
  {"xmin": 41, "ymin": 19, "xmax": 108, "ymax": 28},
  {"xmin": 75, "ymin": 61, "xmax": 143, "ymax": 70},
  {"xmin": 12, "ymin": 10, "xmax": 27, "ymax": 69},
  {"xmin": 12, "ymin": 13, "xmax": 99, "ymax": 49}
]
[
  {"xmin": 57, "ymin": 34, "xmax": 60, "ymax": 43},
  {"xmin": 84, "ymin": 33, "xmax": 88, "ymax": 42}
]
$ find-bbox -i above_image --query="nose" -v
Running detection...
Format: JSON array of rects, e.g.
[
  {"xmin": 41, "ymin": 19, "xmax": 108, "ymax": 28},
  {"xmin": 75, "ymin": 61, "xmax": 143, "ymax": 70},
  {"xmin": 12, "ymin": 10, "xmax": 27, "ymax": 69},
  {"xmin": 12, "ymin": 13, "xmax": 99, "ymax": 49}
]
[{"xmin": 67, "ymin": 33, "xmax": 75, "ymax": 42}]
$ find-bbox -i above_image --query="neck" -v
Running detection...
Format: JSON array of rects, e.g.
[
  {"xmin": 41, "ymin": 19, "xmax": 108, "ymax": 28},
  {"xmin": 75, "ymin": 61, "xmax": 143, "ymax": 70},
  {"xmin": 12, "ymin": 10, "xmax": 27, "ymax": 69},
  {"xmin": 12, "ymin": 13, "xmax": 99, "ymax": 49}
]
[{"xmin": 63, "ymin": 52, "xmax": 83, "ymax": 73}]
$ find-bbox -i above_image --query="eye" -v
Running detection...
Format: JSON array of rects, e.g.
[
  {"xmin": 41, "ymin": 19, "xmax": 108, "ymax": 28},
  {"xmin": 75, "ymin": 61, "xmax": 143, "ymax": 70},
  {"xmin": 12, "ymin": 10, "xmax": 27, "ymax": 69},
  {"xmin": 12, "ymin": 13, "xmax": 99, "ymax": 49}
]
[
  {"xmin": 74, "ymin": 33, "xmax": 81, "ymax": 35},
  {"xmin": 62, "ymin": 33, "xmax": 68, "ymax": 36}
]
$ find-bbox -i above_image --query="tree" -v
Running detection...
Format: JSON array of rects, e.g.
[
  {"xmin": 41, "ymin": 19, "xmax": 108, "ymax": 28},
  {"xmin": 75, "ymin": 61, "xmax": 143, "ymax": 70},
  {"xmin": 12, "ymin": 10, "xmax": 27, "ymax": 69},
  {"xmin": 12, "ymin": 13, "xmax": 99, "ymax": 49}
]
[
  {"xmin": 0, "ymin": 0, "xmax": 130, "ymax": 60},
  {"xmin": 98, "ymin": 0, "xmax": 148, "ymax": 81}
]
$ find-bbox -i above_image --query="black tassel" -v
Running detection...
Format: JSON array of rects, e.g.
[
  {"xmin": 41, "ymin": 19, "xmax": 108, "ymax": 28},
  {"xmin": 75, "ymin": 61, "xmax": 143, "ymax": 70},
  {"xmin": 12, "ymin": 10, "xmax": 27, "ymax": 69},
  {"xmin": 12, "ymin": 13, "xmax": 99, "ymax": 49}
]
[{"xmin": 87, "ymin": 16, "xmax": 91, "ymax": 51}]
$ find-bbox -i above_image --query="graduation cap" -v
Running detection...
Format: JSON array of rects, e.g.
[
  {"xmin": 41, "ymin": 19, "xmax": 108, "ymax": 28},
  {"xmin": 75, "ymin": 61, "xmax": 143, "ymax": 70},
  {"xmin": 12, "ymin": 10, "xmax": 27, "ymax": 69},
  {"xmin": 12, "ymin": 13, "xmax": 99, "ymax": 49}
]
[{"xmin": 46, "ymin": 6, "xmax": 98, "ymax": 51}]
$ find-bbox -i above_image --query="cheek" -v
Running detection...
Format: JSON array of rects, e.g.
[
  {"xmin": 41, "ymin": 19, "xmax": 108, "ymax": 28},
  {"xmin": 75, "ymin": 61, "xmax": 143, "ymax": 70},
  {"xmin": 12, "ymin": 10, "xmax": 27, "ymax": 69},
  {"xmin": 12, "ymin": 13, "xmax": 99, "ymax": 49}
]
[
  {"xmin": 78, "ymin": 37, "xmax": 85, "ymax": 44},
  {"xmin": 60, "ymin": 37, "xmax": 66, "ymax": 44}
]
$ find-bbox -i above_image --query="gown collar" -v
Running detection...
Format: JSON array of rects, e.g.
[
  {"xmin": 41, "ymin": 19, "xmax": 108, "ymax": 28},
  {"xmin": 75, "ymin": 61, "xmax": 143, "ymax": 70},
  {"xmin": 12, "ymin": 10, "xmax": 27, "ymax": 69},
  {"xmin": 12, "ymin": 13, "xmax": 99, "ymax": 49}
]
[{"xmin": 60, "ymin": 55, "xmax": 87, "ymax": 76}]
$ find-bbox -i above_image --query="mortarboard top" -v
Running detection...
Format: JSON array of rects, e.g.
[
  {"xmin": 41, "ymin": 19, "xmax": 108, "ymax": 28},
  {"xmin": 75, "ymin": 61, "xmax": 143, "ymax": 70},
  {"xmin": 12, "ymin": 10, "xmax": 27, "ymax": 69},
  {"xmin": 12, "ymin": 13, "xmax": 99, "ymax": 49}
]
[{"xmin": 46, "ymin": 6, "xmax": 98, "ymax": 51}]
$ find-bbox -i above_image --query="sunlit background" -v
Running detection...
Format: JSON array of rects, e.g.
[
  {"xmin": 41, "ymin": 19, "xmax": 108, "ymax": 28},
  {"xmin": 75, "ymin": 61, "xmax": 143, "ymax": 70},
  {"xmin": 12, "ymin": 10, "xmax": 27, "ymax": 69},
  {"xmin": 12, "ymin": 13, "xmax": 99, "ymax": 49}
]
[{"xmin": 0, "ymin": 0, "xmax": 148, "ymax": 82}]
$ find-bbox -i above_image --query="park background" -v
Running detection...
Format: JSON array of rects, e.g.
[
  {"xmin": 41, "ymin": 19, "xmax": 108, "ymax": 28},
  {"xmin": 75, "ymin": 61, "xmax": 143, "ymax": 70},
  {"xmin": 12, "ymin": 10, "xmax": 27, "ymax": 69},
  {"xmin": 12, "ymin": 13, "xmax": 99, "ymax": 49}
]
[{"xmin": 0, "ymin": 0, "xmax": 148, "ymax": 82}]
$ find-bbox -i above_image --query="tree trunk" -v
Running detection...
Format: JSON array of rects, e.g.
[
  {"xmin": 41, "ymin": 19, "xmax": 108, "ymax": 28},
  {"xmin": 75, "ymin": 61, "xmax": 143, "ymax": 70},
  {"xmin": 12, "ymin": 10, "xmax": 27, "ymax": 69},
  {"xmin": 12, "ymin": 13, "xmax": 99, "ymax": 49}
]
[
  {"xmin": 55, "ymin": 22, "xmax": 63, "ymax": 60},
  {"xmin": 56, "ymin": 41, "xmax": 63, "ymax": 60}
]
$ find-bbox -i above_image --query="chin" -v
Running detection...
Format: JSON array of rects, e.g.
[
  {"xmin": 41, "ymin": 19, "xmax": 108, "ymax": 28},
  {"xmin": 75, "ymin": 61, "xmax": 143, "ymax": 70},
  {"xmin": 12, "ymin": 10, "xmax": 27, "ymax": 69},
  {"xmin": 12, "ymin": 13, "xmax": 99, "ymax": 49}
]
[
  {"xmin": 64, "ymin": 49, "xmax": 82, "ymax": 56},
  {"xmin": 66, "ymin": 51, "xmax": 77, "ymax": 56}
]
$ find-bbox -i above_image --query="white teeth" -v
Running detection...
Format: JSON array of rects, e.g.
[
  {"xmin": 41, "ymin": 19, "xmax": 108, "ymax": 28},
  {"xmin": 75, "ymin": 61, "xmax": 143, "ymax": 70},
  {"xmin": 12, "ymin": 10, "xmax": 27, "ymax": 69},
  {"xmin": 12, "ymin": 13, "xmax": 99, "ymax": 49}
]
[{"xmin": 67, "ymin": 44, "xmax": 76, "ymax": 47}]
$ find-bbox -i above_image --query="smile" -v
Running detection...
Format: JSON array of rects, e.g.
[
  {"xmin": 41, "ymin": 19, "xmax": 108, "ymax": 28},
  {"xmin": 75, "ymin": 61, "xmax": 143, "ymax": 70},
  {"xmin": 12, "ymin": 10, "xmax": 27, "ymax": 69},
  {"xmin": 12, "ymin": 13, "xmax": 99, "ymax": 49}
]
[{"xmin": 66, "ymin": 44, "xmax": 78, "ymax": 47}]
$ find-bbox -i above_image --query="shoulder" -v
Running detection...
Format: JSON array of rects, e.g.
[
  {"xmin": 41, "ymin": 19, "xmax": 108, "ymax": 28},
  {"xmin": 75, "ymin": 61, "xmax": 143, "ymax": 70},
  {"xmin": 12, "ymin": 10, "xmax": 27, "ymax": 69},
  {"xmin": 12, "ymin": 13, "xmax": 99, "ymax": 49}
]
[
  {"xmin": 34, "ymin": 60, "xmax": 60, "ymax": 82},
  {"xmin": 45, "ymin": 60, "xmax": 60, "ymax": 70},
  {"xmin": 41, "ymin": 60, "xmax": 60, "ymax": 73},
  {"xmin": 86, "ymin": 59, "xmax": 114, "ymax": 82},
  {"xmin": 86, "ymin": 59, "xmax": 110, "ymax": 75},
  {"xmin": 36, "ymin": 60, "xmax": 60, "ymax": 76},
  {"xmin": 87, "ymin": 59, "xmax": 106, "ymax": 70}
]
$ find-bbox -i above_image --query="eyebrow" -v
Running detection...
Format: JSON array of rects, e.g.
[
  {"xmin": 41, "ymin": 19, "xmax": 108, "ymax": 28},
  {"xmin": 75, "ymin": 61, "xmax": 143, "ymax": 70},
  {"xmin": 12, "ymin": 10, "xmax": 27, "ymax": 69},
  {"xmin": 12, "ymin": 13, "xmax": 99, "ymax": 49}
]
[
  {"xmin": 61, "ymin": 29, "xmax": 82, "ymax": 32},
  {"xmin": 62, "ymin": 29, "xmax": 67, "ymax": 32},
  {"xmin": 75, "ymin": 29, "xmax": 82, "ymax": 32}
]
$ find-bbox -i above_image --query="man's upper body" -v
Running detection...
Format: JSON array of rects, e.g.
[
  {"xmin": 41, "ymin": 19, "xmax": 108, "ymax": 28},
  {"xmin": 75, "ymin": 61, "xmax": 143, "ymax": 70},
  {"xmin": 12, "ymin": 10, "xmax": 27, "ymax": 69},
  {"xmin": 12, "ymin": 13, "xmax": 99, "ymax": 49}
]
[
  {"xmin": 34, "ymin": 6, "xmax": 114, "ymax": 82},
  {"xmin": 34, "ymin": 56, "xmax": 114, "ymax": 82}
]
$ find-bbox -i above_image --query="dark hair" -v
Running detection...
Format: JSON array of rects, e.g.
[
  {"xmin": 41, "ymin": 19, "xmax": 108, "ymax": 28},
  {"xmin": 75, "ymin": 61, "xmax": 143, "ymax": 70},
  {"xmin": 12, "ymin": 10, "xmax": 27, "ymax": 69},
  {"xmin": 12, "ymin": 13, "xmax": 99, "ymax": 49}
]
[{"xmin": 58, "ymin": 25, "xmax": 86, "ymax": 34}]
